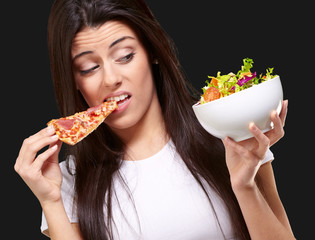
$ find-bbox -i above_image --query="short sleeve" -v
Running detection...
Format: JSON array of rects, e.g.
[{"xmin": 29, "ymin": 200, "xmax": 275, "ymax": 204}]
[
  {"xmin": 261, "ymin": 148, "xmax": 274, "ymax": 165},
  {"xmin": 40, "ymin": 156, "xmax": 78, "ymax": 236}
]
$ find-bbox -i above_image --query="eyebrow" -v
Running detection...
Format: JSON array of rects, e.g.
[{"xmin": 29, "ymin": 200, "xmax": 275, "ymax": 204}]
[
  {"xmin": 72, "ymin": 51, "xmax": 93, "ymax": 61},
  {"xmin": 109, "ymin": 36, "xmax": 135, "ymax": 48},
  {"xmin": 72, "ymin": 36, "xmax": 135, "ymax": 61}
]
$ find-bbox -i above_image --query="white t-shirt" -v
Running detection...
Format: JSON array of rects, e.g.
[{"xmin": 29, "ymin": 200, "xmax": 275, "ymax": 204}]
[{"xmin": 41, "ymin": 141, "xmax": 274, "ymax": 239}]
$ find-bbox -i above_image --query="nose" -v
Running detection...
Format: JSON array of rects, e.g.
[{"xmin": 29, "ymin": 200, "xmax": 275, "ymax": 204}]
[{"xmin": 102, "ymin": 65, "xmax": 122, "ymax": 89}]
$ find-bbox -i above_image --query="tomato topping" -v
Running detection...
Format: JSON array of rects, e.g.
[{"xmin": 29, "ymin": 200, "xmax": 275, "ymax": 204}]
[{"xmin": 203, "ymin": 87, "xmax": 221, "ymax": 102}]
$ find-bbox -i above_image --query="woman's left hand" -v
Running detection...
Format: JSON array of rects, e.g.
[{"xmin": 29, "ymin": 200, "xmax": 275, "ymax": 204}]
[{"xmin": 222, "ymin": 100, "xmax": 288, "ymax": 191}]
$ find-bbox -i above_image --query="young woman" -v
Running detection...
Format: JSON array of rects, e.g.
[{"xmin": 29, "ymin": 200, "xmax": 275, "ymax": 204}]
[{"xmin": 14, "ymin": 0, "xmax": 295, "ymax": 239}]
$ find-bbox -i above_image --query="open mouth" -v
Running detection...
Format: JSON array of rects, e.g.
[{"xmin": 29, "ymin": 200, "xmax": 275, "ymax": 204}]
[{"xmin": 105, "ymin": 94, "xmax": 131, "ymax": 107}]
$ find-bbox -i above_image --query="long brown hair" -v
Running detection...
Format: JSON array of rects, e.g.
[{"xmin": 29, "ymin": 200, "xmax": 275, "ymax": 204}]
[{"xmin": 48, "ymin": 0, "xmax": 250, "ymax": 239}]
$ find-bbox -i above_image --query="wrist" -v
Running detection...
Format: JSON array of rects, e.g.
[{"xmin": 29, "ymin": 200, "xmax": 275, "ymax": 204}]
[
  {"xmin": 40, "ymin": 198, "xmax": 64, "ymax": 212},
  {"xmin": 39, "ymin": 197, "xmax": 81, "ymax": 239},
  {"xmin": 230, "ymin": 174, "xmax": 257, "ymax": 192},
  {"xmin": 231, "ymin": 180, "xmax": 259, "ymax": 197}
]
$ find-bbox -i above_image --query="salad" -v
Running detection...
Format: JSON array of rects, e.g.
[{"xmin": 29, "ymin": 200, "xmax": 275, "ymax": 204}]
[{"xmin": 199, "ymin": 58, "xmax": 277, "ymax": 104}]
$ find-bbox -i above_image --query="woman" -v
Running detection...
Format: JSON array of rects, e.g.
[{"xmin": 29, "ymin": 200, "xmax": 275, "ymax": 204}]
[{"xmin": 14, "ymin": 0, "xmax": 295, "ymax": 239}]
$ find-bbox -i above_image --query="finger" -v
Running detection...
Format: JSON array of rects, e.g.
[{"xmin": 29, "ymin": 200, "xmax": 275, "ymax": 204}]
[
  {"xmin": 249, "ymin": 123, "xmax": 270, "ymax": 159},
  {"xmin": 279, "ymin": 99, "xmax": 288, "ymax": 126},
  {"xmin": 48, "ymin": 140, "xmax": 62, "ymax": 164},
  {"xmin": 22, "ymin": 126, "xmax": 56, "ymax": 149},
  {"xmin": 268, "ymin": 109, "xmax": 285, "ymax": 144},
  {"xmin": 223, "ymin": 137, "xmax": 248, "ymax": 156},
  {"xmin": 18, "ymin": 126, "xmax": 56, "ymax": 158},
  {"xmin": 18, "ymin": 133, "xmax": 59, "ymax": 167},
  {"xmin": 32, "ymin": 143, "xmax": 60, "ymax": 171},
  {"xmin": 271, "ymin": 110, "xmax": 284, "ymax": 133},
  {"xmin": 24, "ymin": 134, "xmax": 59, "ymax": 164}
]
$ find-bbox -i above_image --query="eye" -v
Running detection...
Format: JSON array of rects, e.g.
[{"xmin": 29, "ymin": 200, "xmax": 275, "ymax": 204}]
[
  {"xmin": 116, "ymin": 52, "xmax": 135, "ymax": 64},
  {"xmin": 80, "ymin": 65, "xmax": 99, "ymax": 76}
]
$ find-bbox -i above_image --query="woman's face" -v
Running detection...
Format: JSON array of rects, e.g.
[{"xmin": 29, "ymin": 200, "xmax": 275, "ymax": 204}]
[{"xmin": 71, "ymin": 21, "xmax": 158, "ymax": 131}]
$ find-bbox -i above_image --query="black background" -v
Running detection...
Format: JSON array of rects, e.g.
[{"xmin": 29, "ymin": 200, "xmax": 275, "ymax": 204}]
[{"xmin": 2, "ymin": 0, "xmax": 313, "ymax": 239}]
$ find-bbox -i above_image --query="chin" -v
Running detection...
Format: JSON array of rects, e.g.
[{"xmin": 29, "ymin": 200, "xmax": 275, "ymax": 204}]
[{"xmin": 105, "ymin": 112, "xmax": 140, "ymax": 132}]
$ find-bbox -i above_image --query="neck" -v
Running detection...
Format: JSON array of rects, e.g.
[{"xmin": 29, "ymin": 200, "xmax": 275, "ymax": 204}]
[{"xmin": 112, "ymin": 94, "xmax": 169, "ymax": 161}]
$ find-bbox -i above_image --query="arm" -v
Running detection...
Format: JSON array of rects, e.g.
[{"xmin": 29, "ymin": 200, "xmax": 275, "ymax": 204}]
[
  {"xmin": 233, "ymin": 162, "xmax": 294, "ymax": 240},
  {"xmin": 223, "ymin": 100, "xmax": 295, "ymax": 239},
  {"xmin": 256, "ymin": 162, "xmax": 294, "ymax": 234},
  {"xmin": 42, "ymin": 201, "xmax": 83, "ymax": 240},
  {"xmin": 14, "ymin": 126, "xmax": 83, "ymax": 240}
]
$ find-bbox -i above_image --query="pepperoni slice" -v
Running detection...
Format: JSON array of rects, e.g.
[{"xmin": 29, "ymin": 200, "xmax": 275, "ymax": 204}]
[
  {"xmin": 55, "ymin": 118, "xmax": 76, "ymax": 130},
  {"xmin": 87, "ymin": 105, "xmax": 103, "ymax": 116}
]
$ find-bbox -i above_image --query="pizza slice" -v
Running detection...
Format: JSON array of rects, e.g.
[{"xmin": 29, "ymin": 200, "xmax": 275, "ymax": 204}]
[{"xmin": 47, "ymin": 101, "xmax": 118, "ymax": 145}]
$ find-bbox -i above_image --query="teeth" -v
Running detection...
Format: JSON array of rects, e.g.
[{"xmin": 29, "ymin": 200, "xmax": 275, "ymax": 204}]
[{"xmin": 106, "ymin": 94, "xmax": 129, "ymax": 102}]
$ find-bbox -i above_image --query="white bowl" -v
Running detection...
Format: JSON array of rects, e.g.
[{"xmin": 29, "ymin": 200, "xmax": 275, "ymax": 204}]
[{"xmin": 192, "ymin": 76, "xmax": 283, "ymax": 142}]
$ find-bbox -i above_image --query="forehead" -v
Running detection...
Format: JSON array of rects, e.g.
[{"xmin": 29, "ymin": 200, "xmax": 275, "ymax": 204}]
[{"xmin": 71, "ymin": 21, "xmax": 138, "ymax": 55}]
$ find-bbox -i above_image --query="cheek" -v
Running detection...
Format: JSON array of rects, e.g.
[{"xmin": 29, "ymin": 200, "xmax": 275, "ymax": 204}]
[
  {"xmin": 76, "ymin": 77, "xmax": 103, "ymax": 106},
  {"xmin": 131, "ymin": 65, "xmax": 156, "ymax": 115},
  {"xmin": 106, "ymin": 63, "xmax": 155, "ymax": 129},
  {"xmin": 133, "ymin": 58, "xmax": 154, "ymax": 93},
  {"xmin": 131, "ymin": 67, "xmax": 155, "ymax": 107}
]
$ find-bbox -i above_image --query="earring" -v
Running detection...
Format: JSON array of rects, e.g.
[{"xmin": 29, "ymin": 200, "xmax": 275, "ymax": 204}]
[{"xmin": 152, "ymin": 59, "xmax": 159, "ymax": 64}]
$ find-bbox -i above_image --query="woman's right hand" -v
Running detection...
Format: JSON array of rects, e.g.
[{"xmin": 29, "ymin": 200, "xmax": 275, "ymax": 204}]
[{"xmin": 14, "ymin": 126, "xmax": 63, "ymax": 206}]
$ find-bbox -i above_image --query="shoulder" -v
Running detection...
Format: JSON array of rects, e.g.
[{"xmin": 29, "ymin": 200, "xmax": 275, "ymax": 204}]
[
  {"xmin": 60, "ymin": 155, "xmax": 76, "ymax": 174},
  {"xmin": 59, "ymin": 155, "xmax": 76, "ymax": 189}
]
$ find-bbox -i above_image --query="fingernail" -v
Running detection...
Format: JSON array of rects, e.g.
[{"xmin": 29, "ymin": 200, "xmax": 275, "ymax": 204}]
[
  {"xmin": 47, "ymin": 125, "xmax": 55, "ymax": 134},
  {"xmin": 51, "ymin": 134, "xmax": 59, "ymax": 140},
  {"xmin": 50, "ymin": 144, "xmax": 58, "ymax": 151},
  {"xmin": 224, "ymin": 136, "xmax": 230, "ymax": 143},
  {"xmin": 249, "ymin": 122, "xmax": 257, "ymax": 131},
  {"xmin": 272, "ymin": 110, "xmax": 278, "ymax": 117}
]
